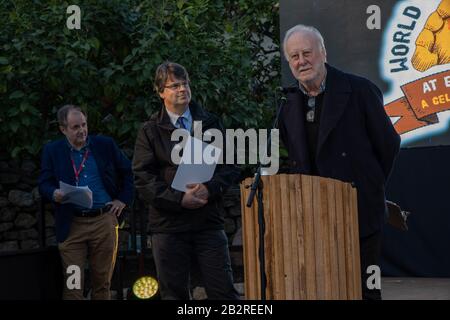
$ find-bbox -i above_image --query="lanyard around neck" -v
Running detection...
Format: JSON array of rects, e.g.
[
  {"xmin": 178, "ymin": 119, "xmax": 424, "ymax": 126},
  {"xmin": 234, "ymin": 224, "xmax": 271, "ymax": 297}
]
[{"xmin": 70, "ymin": 149, "xmax": 89, "ymax": 186}]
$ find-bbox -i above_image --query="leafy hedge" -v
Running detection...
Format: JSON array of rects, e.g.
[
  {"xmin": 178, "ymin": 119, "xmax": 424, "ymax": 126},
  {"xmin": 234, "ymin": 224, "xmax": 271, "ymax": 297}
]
[{"xmin": 0, "ymin": 0, "xmax": 280, "ymax": 160}]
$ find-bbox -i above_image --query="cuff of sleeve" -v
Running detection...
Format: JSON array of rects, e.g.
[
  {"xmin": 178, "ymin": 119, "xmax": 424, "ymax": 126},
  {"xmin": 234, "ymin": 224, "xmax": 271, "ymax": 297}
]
[
  {"xmin": 174, "ymin": 190, "xmax": 184, "ymax": 205},
  {"xmin": 153, "ymin": 190, "xmax": 184, "ymax": 213}
]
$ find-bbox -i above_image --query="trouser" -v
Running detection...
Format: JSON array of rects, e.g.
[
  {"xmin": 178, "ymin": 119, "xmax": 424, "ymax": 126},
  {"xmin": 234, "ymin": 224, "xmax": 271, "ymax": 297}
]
[
  {"xmin": 360, "ymin": 231, "xmax": 382, "ymax": 300},
  {"xmin": 58, "ymin": 213, "xmax": 119, "ymax": 300},
  {"xmin": 151, "ymin": 230, "xmax": 240, "ymax": 300}
]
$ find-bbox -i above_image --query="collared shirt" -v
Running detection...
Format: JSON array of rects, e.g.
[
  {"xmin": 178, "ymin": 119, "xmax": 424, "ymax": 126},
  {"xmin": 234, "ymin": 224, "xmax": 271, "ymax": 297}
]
[
  {"xmin": 66, "ymin": 138, "xmax": 112, "ymax": 209},
  {"xmin": 298, "ymin": 72, "xmax": 327, "ymax": 97},
  {"xmin": 166, "ymin": 106, "xmax": 193, "ymax": 133}
]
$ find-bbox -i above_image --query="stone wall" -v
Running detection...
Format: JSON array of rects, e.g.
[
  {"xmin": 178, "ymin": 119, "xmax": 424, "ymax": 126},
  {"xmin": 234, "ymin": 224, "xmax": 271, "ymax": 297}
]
[{"xmin": 0, "ymin": 157, "xmax": 51, "ymax": 252}]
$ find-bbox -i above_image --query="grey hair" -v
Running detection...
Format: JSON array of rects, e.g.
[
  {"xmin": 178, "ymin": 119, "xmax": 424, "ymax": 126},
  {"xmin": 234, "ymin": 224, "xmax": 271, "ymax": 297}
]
[
  {"xmin": 57, "ymin": 104, "xmax": 86, "ymax": 127},
  {"xmin": 282, "ymin": 24, "xmax": 326, "ymax": 60}
]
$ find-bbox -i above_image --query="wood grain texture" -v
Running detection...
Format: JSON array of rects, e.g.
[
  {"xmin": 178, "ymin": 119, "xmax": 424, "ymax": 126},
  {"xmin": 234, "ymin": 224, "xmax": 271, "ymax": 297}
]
[{"xmin": 240, "ymin": 174, "xmax": 361, "ymax": 300}]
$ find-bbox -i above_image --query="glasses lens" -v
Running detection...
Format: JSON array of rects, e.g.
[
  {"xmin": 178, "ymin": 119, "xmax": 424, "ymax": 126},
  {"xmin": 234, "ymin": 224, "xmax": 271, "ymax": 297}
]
[{"xmin": 166, "ymin": 82, "xmax": 189, "ymax": 90}]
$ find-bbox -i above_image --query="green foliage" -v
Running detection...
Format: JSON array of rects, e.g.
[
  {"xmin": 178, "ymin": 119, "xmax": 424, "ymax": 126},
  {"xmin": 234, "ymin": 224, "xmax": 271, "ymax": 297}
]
[{"xmin": 0, "ymin": 0, "xmax": 280, "ymax": 160}]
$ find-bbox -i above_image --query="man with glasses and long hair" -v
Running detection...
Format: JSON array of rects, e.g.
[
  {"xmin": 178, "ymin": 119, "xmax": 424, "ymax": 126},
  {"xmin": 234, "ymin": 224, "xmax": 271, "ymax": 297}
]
[{"xmin": 132, "ymin": 62, "xmax": 240, "ymax": 300}]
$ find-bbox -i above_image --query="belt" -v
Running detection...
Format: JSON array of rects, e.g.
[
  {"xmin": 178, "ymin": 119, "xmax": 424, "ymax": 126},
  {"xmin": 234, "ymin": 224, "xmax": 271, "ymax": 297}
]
[{"xmin": 73, "ymin": 205, "xmax": 112, "ymax": 217}]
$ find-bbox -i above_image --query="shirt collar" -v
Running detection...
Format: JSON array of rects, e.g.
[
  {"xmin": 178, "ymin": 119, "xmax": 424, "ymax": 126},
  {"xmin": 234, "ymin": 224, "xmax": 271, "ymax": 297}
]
[
  {"xmin": 65, "ymin": 136, "xmax": 90, "ymax": 152},
  {"xmin": 165, "ymin": 106, "xmax": 192, "ymax": 127},
  {"xmin": 298, "ymin": 70, "xmax": 327, "ymax": 97}
]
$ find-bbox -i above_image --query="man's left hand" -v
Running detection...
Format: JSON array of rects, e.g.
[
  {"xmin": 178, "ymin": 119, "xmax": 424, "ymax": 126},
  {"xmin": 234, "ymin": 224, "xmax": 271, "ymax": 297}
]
[{"xmin": 106, "ymin": 199, "xmax": 126, "ymax": 217}]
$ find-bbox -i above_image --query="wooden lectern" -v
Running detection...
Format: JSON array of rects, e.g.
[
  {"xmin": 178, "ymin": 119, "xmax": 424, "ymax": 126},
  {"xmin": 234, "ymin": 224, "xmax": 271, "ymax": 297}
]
[{"xmin": 240, "ymin": 174, "xmax": 361, "ymax": 300}]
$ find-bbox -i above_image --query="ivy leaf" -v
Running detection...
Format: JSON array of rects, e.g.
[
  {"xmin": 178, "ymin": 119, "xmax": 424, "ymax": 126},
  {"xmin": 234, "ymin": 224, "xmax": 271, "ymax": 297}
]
[
  {"xmin": 9, "ymin": 91, "xmax": 24, "ymax": 99},
  {"xmin": 177, "ymin": 0, "xmax": 185, "ymax": 10},
  {"xmin": 10, "ymin": 121, "xmax": 19, "ymax": 133},
  {"xmin": 0, "ymin": 65, "xmax": 13, "ymax": 74}
]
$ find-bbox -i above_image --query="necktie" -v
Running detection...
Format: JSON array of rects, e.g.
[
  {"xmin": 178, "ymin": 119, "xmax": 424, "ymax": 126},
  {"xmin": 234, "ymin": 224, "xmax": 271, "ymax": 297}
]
[{"xmin": 177, "ymin": 116, "xmax": 187, "ymax": 129}]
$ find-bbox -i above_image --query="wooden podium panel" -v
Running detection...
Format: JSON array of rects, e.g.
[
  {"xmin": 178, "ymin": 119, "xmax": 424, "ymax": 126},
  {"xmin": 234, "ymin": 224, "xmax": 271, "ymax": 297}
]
[{"xmin": 240, "ymin": 174, "xmax": 361, "ymax": 300}]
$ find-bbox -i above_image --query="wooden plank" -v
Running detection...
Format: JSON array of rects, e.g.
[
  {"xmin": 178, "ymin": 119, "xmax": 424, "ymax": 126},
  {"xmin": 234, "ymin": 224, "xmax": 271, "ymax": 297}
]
[
  {"xmin": 326, "ymin": 178, "xmax": 339, "ymax": 300},
  {"xmin": 280, "ymin": 175, "xmax": 294, "ymax": 299},
  {"xmin": 272, "ymin": 175, "xmax": 285, "ymax": 299},
  {"xmin": 319, "ymin": 178, "xmax": 332, "ymax": 299},
  {"xmin": 343, "ymin": 183, "xmax": 355, "ymax": 299},
  {"xmin": 312, "ymin": 176, "xmax": 325, "ymax": 298},
  {"xmin": 334, "ymin": 180, "xmax": 347, "ymax": 299},
  {"xmin": 295, "ymin": 175, "xmax": 307, "ymax": 299},
  {"xmin": 261, "ymin": 175, "xmax": 273, "ymax": 300},
  {"xmin": 266, "ymin": 175, "xmax": 276, "ymax": 299},
  {"xmin": 293, "ymin": 175, "xmax": 307, "ymax": 299},
  {"xmin": 262, "ymin": 175, "xmax": 271, "ymax": 299},
  {"xmin": 301, "ymin": 175, "xmax": 316, "ymax": 299},
  {"xmin": 264, "ymin": 175, "xmax": 276, "ymax": 299},
  {"xmin": 289, "ymin": 175, "xmax": 302, "ymax": 299},
  {"xmin": 350, "ymin": 186, "xmax": 362, "ymax": 299}
]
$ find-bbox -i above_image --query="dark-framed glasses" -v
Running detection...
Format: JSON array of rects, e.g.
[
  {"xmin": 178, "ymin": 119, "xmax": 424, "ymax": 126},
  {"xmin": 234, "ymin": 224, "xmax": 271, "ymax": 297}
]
[{"xmin": 164, "ymin": 81, "xmax": 190, "ymax": 91}]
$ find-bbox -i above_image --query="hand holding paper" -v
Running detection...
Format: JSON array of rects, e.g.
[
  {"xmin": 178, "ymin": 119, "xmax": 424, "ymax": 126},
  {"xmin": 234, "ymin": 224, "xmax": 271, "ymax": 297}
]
[
  {"xmin": 181, "ymin": 184, "xmax": 208, "ymax": 209},
  {"xmin": 53, "ymin": 189, "xmax": 65, "ymax": 203},
  {"xmin": 190, "ymin": 183, "xmax": 209, "ymax": 200},
  {"xmin": 171, "ymin": 136, "xmax": 222, "ymax": 192},
  {"xmin": 59, "ymin": 181, "xmax": 93, "ymax": 208}
]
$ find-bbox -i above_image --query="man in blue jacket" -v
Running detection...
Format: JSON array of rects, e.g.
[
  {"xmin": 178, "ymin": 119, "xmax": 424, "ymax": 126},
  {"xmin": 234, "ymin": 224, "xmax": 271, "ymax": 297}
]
[{"xmin": 39, "ymin": 104, "xmax": 133, "ymax": 299}]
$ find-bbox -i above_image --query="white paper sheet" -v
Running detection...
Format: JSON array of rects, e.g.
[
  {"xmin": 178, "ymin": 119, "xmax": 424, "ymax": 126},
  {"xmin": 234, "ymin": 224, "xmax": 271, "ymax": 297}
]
[
  {"xmin": 59, "ymin": 181, "xmax": 93, "ymax": 208},
  {"xmin": 171, "ymin": 136, "xmax": 222, "ymax": 192}
]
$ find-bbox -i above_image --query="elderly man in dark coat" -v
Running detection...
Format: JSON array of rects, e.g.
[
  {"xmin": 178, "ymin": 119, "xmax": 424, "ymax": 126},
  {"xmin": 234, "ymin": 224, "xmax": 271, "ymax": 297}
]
[{"xmin": 279, "ymin": 24, "xmax": 401, "ymax": 300}]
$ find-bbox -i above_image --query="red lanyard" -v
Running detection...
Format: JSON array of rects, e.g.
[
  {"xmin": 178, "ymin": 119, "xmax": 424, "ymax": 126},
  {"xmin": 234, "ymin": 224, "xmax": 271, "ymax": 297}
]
[{"xmin": 70, "ymin": 149, "xmax": 89, "ymax": 186}]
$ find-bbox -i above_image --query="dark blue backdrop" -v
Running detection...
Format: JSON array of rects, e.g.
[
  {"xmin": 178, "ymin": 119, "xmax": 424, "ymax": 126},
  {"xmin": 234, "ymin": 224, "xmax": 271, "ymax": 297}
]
[{"xmin": 382, "ymin": 145, "xmax": 450, "ymax": 277}]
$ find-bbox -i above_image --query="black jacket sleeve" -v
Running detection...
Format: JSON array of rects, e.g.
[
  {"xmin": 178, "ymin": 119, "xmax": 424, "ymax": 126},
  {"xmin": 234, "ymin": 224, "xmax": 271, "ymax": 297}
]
[{"xmin": 132, "ymin": 124, "xmax": 184, "ymax": 213}]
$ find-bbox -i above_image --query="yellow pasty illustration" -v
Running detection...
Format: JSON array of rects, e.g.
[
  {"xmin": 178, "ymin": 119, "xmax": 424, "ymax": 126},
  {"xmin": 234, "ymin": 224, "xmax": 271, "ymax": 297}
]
[{"xmin": 411, "ymin": 0, "xmax": 450, "ymax": 72}]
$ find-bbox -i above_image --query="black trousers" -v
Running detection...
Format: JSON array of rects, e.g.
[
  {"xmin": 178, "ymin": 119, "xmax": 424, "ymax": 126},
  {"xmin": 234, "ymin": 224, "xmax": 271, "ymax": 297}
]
[
  {"xmin": 360, "ymin": 231, "xmax": 382, "ymax": 300},
  {"xmin": 151, "ymin": 230, "xmax": 240, "ymax": 300}
]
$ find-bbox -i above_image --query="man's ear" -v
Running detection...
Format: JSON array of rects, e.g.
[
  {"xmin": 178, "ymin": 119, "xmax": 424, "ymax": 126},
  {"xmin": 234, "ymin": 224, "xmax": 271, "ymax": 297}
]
[{"xmin": 59, "ymin": 125, "xmax": 66, "ymax": 135}]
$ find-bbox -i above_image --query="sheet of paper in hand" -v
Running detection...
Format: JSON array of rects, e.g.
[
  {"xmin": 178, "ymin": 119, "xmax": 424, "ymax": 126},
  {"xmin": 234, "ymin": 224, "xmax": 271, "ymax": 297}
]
[
  {"xmin": 59, "ymin": 181, "xmax": 93, "ymax": 208},
  {"xmin": 171, "ymin": 136, "xmax": 222, "ymax": 192}
]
